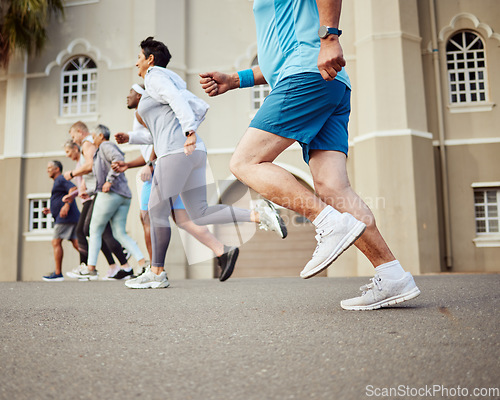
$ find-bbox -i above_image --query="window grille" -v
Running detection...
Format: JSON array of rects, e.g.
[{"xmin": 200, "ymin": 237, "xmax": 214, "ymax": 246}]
[
  {"xmin": 29, "ymin": 197, "xmax": 53, "ymax": 232},
  {"xmin": 474, "ymin": 189, "xmax": 499, "ymax": 234},
  {"xmin": 446, "ymin": 31, "xmax": 488, "ymax": 104},
  {"xmin": 60, "ymin": 56, "xmax": 97, "ymax": 116}
]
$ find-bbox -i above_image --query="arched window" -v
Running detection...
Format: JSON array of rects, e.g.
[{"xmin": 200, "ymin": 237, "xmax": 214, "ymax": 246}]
[
  {"xmin": 60, "ymin": 56, "xmax": 97, "ymax": 116},
  {"xmin": 251, "ymin": 56, "xmax": 270, "ymax": 111},
  {"xmin": 446, "ymin": 31, "xmax": 488, "ymax": 104}
]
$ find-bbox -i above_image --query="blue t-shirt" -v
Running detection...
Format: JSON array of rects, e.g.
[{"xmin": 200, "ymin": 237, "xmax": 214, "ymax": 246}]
[
  {"xmin": 50, "ymin": 175, "xmax": 80, "ymax": 224},
  {"xmin": 253, "ymin": 0, "xmax": 351, "ymax": 90}
]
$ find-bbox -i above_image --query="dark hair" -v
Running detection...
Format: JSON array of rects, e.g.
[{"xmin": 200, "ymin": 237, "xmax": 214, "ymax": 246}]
[
  {"xmin": 140, "ymin": 36, "xmax": 172, "ymax": 68},
  {"xmin": 52, "ymin": 160, "xmax": 63, "ymax": 172},
  {"xmin": 94, "ymin": 124, "xmax": 111, "ymax": 140}
]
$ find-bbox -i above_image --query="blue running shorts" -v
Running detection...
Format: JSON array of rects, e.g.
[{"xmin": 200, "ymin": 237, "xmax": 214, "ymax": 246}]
[
  {"xmin": 250, "ymin": 72, "xmax": 350, "ymax": 164},
  {"xmin": 141, "ymin": 179, "xmax": 185, "ymax": 211}
]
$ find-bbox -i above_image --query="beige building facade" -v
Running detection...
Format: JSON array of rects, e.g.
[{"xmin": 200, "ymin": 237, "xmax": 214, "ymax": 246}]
[{"xmin": 0, "ymin": 0, "xmax": 499, "ymax": 281}]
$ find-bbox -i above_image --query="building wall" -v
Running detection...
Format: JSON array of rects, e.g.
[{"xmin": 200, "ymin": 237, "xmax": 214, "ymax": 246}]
[{"xmin": 0, "ymin": 0, "xmax": 499, "ymax": 281}]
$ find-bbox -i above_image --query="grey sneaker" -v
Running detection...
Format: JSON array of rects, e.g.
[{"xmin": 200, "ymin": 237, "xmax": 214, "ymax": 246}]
[
  {"xmin": 300, "ymin": 212, "xmax": 366, "ymax": 279},
  {"xmin": 125, "ymin": 267, "xmax": 170, "ymax": 289},
  {"xmin": 341, "ymin": 272, "xmax": 421, "ymax": 311},
  {"xmin": 255, "ymin": 199, "xmax": 287, "ymax": 239},
  {"xmin": 66, "ymin": 263, "xmax": 86, "ymax": 279},
  {"xmin": 66, "ymin": 264, "xmax": 98, "ymax": 281}
]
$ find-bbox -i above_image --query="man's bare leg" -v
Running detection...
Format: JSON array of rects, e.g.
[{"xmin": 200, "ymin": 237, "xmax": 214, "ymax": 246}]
[
  {"xmin": 52, "ymin": 238, "xmax": 63, "ymax": 275},
  {"xmin": 308, "ymin": 150, "xmax": 395, "ymax": 267},
  {"xmin": 230, "ymin": 128, "xmax": 326, "ymax": 221}
]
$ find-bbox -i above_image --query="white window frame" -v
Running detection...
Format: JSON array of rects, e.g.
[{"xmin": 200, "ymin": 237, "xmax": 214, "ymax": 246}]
[
  {"xmin": 471, "ymin": 183, "xmax": 500, "ymax": 247},
  {"xmin": 24, "ymin": 194, "xmax": 54, "ymax": 242},
  {"xmin": 446, "ymin": 31, "xmax": 494, "ymax": 113},
  {"xmin": 250, "ymin": 56, "xmax": 271, "ymax": 115},
  {"xmin": 60, "ymin": 55, "xmax": 98, "ymax": 118}
]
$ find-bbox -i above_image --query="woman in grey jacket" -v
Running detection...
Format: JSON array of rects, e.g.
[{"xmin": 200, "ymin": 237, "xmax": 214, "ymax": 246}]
[
  {"xmin": 84, "ymin": 124, "xmax": 147, "ymax": 279},
  {"xmin": 125, "ymin": 37, "xmax": 287, "ymax": 289}
]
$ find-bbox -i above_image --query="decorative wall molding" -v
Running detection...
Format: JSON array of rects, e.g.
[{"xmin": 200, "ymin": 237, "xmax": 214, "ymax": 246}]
[
  {"xmin": 352, "ymin": 129, "xmax": 433, "ymax": 145},
  {"xmin": 438, "ymin": 12, "xmax": 500, "ymax": 43}
]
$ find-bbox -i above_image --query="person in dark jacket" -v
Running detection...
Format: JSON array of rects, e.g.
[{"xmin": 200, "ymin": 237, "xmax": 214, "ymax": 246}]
[{"xmin": 42, "ymin": 160, "xmax": 80, "ymax": 281}]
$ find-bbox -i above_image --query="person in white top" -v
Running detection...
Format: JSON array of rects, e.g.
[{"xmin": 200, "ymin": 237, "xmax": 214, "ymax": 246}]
[
  {"xmin": 122, "ymin": 37, "xmax": 288, "ymax": 289},
  {"xmin": 114, "ymin": 84, "xmax": 246, "ymax": 281}
]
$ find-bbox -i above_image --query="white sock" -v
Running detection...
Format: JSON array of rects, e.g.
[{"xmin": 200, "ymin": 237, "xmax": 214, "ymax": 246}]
[
  {"xmin": 124, "ymin": 266, "xmax": 132, "ymax": 272},
  {"xmin": 312, "ymin": 205, "xmax": 341, "ymax": 229},
  {"xmin": 375, "ymin": 260, "xmax": 406, "ymax": 280}
]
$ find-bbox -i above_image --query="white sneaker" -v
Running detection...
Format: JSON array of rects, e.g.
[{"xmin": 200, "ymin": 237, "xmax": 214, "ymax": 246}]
[
  {"xmin": 66, "ymin": 263, "xmax": 86, "ymax": 279},
  {"xmin": 255, "ymin": 199, "xmax": 287, "ymax": 239},
  {"xmin": 66, "ymin": 264, "xmax": 99, "ymax": 281},
  {"xmin": 300, "ymin": 212, "xmax": 366, "ymax": 279},
  {"xmin": 125, "ymin": 267, "xmax": 170, "ymax": 289},
  {"xmin": 341, "ymin": 272, "xmax": 421, "ymax": 311}
]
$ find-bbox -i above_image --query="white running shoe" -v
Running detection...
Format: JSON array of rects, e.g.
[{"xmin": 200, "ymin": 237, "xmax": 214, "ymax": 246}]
[
  {"xmin": 300, "ymin": 212, "xmax": 366, "ymax": 279},
  {"xmin": 341, "ymin": 272, "xmax": 421, "ymax": 311},
  {"xmin": 255, "ymin": 199, "xmax": 287, "ymax": 239},
  {"xmin": 66, "ymin": 264, "xmax": 99, "ymax": 281},
  {"xmin": 66, "ymin": 263, "xmax": 86, "ymax": 279},
  {"xmin": 125, "ymin": 267, "xmax": 170, "ymax": 289}
]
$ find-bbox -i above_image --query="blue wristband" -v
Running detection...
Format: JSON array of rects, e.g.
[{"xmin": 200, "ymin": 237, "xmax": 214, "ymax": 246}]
[{"xmin": 237, "ymin": 69, "xmax": 255, "ymax": 88}]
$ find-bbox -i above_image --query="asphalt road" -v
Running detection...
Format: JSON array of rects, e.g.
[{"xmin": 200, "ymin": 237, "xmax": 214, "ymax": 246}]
[{"xmin": 0, "ymin": 274, "xmax": 499, "ymax": 400}]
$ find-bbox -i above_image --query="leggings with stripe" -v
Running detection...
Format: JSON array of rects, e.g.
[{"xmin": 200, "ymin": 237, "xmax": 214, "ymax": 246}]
[{"xmin": 149, "ymin": 151, "xmax": 252, "ymax": 268}]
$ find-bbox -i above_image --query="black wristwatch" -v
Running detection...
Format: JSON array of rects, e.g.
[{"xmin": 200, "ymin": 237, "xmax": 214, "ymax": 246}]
[
  {"xmin": 318, "ymin": 26, "xmax": 342, "ymax": 39},
  {"xmin": 69, "ymin": 171, "xmax": 74, "ymax": 178}
]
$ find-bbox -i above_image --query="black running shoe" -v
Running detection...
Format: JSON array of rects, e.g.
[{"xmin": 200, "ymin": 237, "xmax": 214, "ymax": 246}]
[
  {"xmin": 108, "ymin": 269, "xmax": 134, "ymax": 280},
  {"xmin": 217, "ymin": 246, "xmax": 239, "ymax": 282}
]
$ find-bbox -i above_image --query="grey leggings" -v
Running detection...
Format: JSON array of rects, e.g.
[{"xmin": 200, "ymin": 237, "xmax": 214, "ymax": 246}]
[{"xmin": 149, "ymin": 151, "xmax": 252, "ymax": 267}]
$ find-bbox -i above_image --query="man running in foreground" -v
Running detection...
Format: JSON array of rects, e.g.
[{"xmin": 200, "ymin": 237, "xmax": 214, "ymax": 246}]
[{"xmin": 199, "ymin": 0, "xmax": 420, "ymax": 310}]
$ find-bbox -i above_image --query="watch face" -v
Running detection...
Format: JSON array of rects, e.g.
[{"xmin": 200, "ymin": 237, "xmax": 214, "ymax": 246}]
[{"xmin": 318, "ymin": 25, "xmax": 328, "ymax": 38}]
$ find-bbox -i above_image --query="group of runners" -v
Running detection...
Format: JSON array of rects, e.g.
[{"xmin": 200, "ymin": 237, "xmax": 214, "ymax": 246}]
[{"xmin": 43, "ymin": 0, "xmax": 421, "ymax": 311}]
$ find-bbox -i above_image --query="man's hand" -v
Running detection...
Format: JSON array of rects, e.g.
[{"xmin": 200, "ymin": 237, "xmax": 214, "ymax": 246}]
[
  {"xmin": 184, "ymin": 131, "xmax": 197, "ymax": 156},
  {"xmin": 317, "ymin": 37, "xmax": 345, "ymax": 81},
  {"xmin": 59, "ymin": 203, "xmax": 69, "ymax": 218},
  {"xmin": 114, "ymin": 132, "xmax": 130, "ymax": 144},
  {"xmin": 80, "ymin": 192, "xmax": 90, "ymax": 201},
  {"xmin": 42, "ymin": 207, "xmax": 50, "ymax": 216},
  {"xmin": 199, "ymin": 72, "xmax": 238, "ymax": 97},
  {"xmin": 140, "ymin": 165, "xmax": 152, "ymax": 182},
  {"xmin": 111, "ymin": 160, "xmax": 128, "ymax": 173},
  {"xmin": 102, "ymin": 182, "xmax": 112, "ymax": 193}
]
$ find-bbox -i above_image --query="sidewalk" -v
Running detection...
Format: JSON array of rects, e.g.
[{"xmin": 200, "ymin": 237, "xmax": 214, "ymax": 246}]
[{"xmin": 0, "ymin": 274, "xmax": 498, "ymax": 400}]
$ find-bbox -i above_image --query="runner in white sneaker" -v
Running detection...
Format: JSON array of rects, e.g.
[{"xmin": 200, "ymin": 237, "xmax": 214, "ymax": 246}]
[
  {"xmin": 199, "ymin": 0, "xmax": 420, "ymax": 310},
  {"xmin": 255, "ymin": 199, "xmax": 287, "ymax": 239},
  {"xmin": 301, "ymin": 210, "xmax": 365, "ymax": 279},
  {"xmin": 341, "ymin": 272, "xmax": 421, "ymax": 311},
  {"xmin": 125, "ymin": 267, "xmax": 170, "ymax": 289}
]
